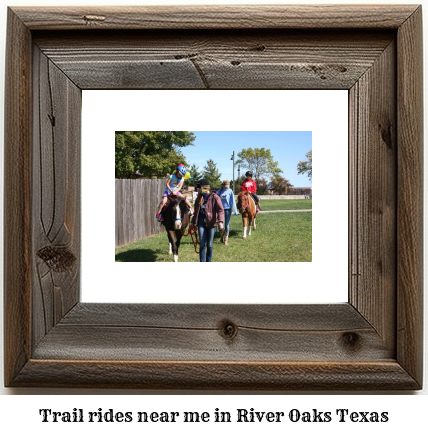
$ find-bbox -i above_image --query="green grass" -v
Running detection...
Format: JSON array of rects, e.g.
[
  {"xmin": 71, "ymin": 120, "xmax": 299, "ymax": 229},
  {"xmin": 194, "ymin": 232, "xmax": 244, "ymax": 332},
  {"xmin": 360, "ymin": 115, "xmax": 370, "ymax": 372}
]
[
  {"xmin": 115, "ymin": 209, "xmax": 312, "ymax": 262},
  {"xmin": 259, "ymin": 198, "xmax": 312, "ymax": 211}
]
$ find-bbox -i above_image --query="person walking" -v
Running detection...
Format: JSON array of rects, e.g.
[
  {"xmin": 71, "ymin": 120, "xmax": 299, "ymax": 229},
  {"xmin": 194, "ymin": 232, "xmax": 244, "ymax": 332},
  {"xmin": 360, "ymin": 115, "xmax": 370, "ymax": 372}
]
[
  {"xmin": 190, "ymin": 178, "xmax": 224, "ymax": 262},
  {"xmin": 217, "ymin": 179, "xmax": 238, "ymax": 245}
]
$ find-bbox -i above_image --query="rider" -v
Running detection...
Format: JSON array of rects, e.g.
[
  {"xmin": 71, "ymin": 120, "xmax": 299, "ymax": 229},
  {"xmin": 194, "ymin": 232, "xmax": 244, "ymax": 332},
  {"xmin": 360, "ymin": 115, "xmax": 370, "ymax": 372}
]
[
  {"xmin": 241, "ymin": 171, "xmax": 262, "ymax": 211},
  {"xmin": 156, "ymin": 164, "xmax": 194, "ymax": 222}
]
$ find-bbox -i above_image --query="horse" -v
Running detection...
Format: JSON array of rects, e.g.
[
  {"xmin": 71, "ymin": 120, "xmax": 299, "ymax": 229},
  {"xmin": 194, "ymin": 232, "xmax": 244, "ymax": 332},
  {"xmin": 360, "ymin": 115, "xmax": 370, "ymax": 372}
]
[
  {"xmin": 160, "ymin": 195, "xmax": 190, "ymax": 262},
  {"xmin": 237, "ymin": 191, "xmax": 258, "ymax": 239}
]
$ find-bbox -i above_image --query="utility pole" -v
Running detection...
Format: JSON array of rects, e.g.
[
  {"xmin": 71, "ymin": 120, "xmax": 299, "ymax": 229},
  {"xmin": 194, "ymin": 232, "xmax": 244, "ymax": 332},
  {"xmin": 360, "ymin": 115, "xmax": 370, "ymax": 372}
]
[
  {"xmin": 237, "ymin": 165, "xmax": 240, "ymax": 194},
  {"xmin": 230, "ymin": 151, "xmax": 235, "ymax": 194}
]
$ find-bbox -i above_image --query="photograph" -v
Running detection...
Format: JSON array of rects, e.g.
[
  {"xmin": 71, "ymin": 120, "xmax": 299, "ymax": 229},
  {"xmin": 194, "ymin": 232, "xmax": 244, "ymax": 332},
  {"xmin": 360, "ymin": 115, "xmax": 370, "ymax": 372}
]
[{"xmin": 114, "ymin": 131, "xmax": 312, "ymax": 263}]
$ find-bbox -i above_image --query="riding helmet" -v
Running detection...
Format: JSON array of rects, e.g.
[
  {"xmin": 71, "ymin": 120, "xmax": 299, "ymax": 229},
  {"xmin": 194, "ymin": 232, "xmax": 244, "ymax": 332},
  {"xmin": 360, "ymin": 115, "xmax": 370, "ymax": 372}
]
[
  {"xmin": 177, "ymin": 164, "xmax": 187, "ymax": 176},
  {"xmin": 245, "ymin": 171, "xmax": 253, "ymax": 177},
  {"xmin": 198, "ymin": 178, "xmax": 210, "ymax": 187}
]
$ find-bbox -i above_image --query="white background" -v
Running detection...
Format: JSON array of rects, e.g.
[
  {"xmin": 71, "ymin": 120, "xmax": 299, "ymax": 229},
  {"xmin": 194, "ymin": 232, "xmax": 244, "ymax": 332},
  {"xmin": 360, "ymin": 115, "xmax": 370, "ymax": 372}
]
[
  {"xmin": 82, "ymin": 89, "xmax": 348, "ymax": 304},
  {"xmin": 0, "ymin": 0, "xmax": 427, "ymax": 429}
]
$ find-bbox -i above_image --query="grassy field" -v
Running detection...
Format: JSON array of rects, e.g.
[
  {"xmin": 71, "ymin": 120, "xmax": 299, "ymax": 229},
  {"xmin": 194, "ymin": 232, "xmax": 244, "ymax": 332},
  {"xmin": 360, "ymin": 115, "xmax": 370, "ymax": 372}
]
[
  {"xmin": 115, "ymin": 200, "xmax": 312, "ymax": 262},
  {"xmin": 259, "ymin": 198, "xmax": 312, "ymax": 211}
]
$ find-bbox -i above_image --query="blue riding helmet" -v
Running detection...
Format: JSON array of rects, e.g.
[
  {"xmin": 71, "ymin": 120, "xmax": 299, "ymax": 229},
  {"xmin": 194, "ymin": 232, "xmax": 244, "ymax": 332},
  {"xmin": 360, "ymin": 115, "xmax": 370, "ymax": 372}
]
[
  {"xmin": 177, "ymin": 164, "xmax": 187, "ymax": 177},
  {"xmin": 245, "ymin": 171, "xmax": 253, "ymax": 177}
]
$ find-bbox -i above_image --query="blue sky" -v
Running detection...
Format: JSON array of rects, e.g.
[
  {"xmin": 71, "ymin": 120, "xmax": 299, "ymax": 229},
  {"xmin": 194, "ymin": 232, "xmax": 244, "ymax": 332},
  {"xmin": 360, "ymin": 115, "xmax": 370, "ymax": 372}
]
[{"xmin": 182, "ymin": 131, "xmax": 312, "ymax": 188}]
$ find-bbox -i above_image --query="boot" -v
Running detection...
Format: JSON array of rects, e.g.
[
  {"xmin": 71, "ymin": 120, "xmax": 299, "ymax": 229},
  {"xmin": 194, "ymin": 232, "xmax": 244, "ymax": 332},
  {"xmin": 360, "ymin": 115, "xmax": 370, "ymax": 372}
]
[{"xmin": 224, "ymin": 232, "xmax": 229, "ymax": 245}]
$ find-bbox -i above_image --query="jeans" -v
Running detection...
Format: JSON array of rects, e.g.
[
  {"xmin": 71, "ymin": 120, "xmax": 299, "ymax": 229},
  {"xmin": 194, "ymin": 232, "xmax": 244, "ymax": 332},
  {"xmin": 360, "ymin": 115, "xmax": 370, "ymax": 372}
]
[
  {"xmin": 224, "ymin": 208, "xmax": 232, "ymax": 233},
  {"xmin": 198, "ymin": 220, "xmax": 216, "ymax": 262}
]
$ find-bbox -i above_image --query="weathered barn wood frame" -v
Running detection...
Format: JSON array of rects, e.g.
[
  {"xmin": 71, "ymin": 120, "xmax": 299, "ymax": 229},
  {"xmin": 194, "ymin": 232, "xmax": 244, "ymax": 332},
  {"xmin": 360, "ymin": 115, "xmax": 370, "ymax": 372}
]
[{"xmin": 4, "ymin": 5, "xmax": 423, "ymax": 389}]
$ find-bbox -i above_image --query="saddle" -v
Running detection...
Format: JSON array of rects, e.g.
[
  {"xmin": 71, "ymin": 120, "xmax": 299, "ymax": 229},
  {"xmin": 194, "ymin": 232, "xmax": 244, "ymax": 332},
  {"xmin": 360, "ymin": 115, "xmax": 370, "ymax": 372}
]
[{"xmin": 160, "ymin": 194, "xmax": 182, "ymax": 214}]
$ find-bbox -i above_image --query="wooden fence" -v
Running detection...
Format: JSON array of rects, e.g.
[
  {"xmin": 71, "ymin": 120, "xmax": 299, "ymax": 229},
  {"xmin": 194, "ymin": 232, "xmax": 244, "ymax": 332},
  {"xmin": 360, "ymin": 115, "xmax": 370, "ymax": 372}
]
[{"xmin": 115, "ymin": 178, "xmax": 166, "ymax": 248}]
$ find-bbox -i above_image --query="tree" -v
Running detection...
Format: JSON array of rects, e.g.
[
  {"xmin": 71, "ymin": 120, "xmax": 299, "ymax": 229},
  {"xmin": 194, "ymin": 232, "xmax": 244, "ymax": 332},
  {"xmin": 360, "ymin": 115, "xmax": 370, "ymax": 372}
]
[
  {"xmin": 234, "ymin": 174, "xmax": 246, "ymax": 194},
  {"xmin": 236, "ymin": 147, "xmax": 282, "ymax": 184},
  {"xmin": 297, "ymin": 150, "xmax": 312, "ymax": 180},
  {"xmin": 269, "ymin": 176, "xmax": 293, "ymax": 195},
  {"xmin": 115, "ymin": 131, "xmax": 195, "ymax": 178},
  {"xmin": 187, "ymin": 164, "xmax": 203, "ymax": 187},
  {"xmin": 257, "ymin": 178, "xmax": 269, "ymax": 195},
  {"xmin": 202, "ymin": 159, "xmax": 222, "ymax": 189}
]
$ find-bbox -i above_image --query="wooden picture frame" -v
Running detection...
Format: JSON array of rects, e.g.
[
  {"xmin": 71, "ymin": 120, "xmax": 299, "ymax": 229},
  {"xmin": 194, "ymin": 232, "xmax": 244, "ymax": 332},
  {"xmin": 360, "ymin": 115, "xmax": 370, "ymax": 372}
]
[{"xmin": 4, "ymin": 5, "xmax": 423, "ymax": 389}]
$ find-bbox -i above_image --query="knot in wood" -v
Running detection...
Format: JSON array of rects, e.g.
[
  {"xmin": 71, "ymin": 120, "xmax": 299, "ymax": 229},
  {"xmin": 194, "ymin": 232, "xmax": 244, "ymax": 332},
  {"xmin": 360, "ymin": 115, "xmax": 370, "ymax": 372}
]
[
  {"xmin": 378, "ymin": 123, "xmax": 393, "ymax": 149},
  {"xmin": 83, "ymin": 15, "xmax": 106, "ymax": 23},
  {"xmin": 247, "ymin": 44, "xmax": 266, "ymax": 52},
  {"xmin": 219, "ymin": 320, "xmax": 238, "ymax": 340},
  {"xmin": 175, "ymin": 53, "xmax": 198, "ymax": 60},
  {"xmin": 47, "ymin": 113, "xmax": 55, "ymax": 126},
  {"xmin": 341, "ymin": 332, "xmax": 361, "ymax": 350},
  {"xmin": 37, "ymin": 245, "xmax": 76, "ymax": 272}
]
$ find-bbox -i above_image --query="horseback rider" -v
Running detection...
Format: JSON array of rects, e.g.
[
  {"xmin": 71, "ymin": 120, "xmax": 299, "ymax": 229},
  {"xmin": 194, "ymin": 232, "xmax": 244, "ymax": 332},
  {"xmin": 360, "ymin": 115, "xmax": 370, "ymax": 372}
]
[
  {"xmin": 156, "ymin": 164, "xmax": 194, "ymax": 222},
  {"xmin": 241, "ymin": 171, "xmax": 262, "ymax": 211}
]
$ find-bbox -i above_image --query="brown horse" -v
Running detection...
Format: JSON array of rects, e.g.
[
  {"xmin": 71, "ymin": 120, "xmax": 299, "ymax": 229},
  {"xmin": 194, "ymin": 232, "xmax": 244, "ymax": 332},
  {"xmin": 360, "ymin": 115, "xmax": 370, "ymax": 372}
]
[{"xmin": 237, "ymin": 191, "xmax": 258, "ymax": 239}]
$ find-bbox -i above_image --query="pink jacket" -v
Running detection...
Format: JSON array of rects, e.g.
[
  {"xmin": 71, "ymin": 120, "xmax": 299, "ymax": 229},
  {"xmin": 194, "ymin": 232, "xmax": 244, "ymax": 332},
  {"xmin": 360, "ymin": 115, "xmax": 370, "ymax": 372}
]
[{"xmin": 191, "ymin": 193, "xmax": 224, "ymax": 227}]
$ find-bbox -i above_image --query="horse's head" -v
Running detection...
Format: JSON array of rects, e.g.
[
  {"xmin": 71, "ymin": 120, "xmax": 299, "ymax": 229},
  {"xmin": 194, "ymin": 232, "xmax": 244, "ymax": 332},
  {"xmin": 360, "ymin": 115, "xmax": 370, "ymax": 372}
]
[
  {"xmin": 172, "ymin": 197, "xmax": 187, "ymax": 230},
  {"xmin": 237, "ymin": 191, "xmax": 250, "ymax": 214}
]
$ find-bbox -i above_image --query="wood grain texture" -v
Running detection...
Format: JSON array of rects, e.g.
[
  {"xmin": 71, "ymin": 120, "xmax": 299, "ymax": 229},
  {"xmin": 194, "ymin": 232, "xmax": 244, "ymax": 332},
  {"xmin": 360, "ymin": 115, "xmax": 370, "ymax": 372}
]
[
  {"xmin": 349, "ymin": 40, "xmax": 397, "ymax": 352},
  {"xmin": 4, "ymin": 9, "xmax": 32, "ymax": 388},
  {"xmin": 4, "ymin": 5, "xmax": 423, "ymax": 390},
  {"xmin": 11, "ymin": 361, "xmax": 419, "ymax": 390},
  {"xmin": 396, "ymin": 6, "xmax": 423, "ymax": 387},
  {"xmin": 34, "ymin": 31, "xmax": 393, "ymax": 90},
  {"xmin": 32, "ymin": 46, "xmax": 81, "ymax": 351},
  {"xmin": 61, "ymin": 303, "xmax": 367, "ymax": 329},
  {"xmin": 12, "ymin": 5, "xmax": 420, "ymax": 30},
  {"xmin": 33, "ymin": 304, "xmax": 391, "ymax": 362}
]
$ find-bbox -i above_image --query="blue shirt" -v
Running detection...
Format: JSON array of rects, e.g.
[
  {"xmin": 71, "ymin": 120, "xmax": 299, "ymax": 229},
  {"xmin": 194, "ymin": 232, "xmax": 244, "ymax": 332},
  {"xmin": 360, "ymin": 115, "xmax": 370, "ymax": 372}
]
[
  {"xmin": 217, "ymin": 187, "xmax": 238, "ymax": 214},
  {"xmin": 165, "ymin": 173, "xmax": 183, "ymax": 193}
]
